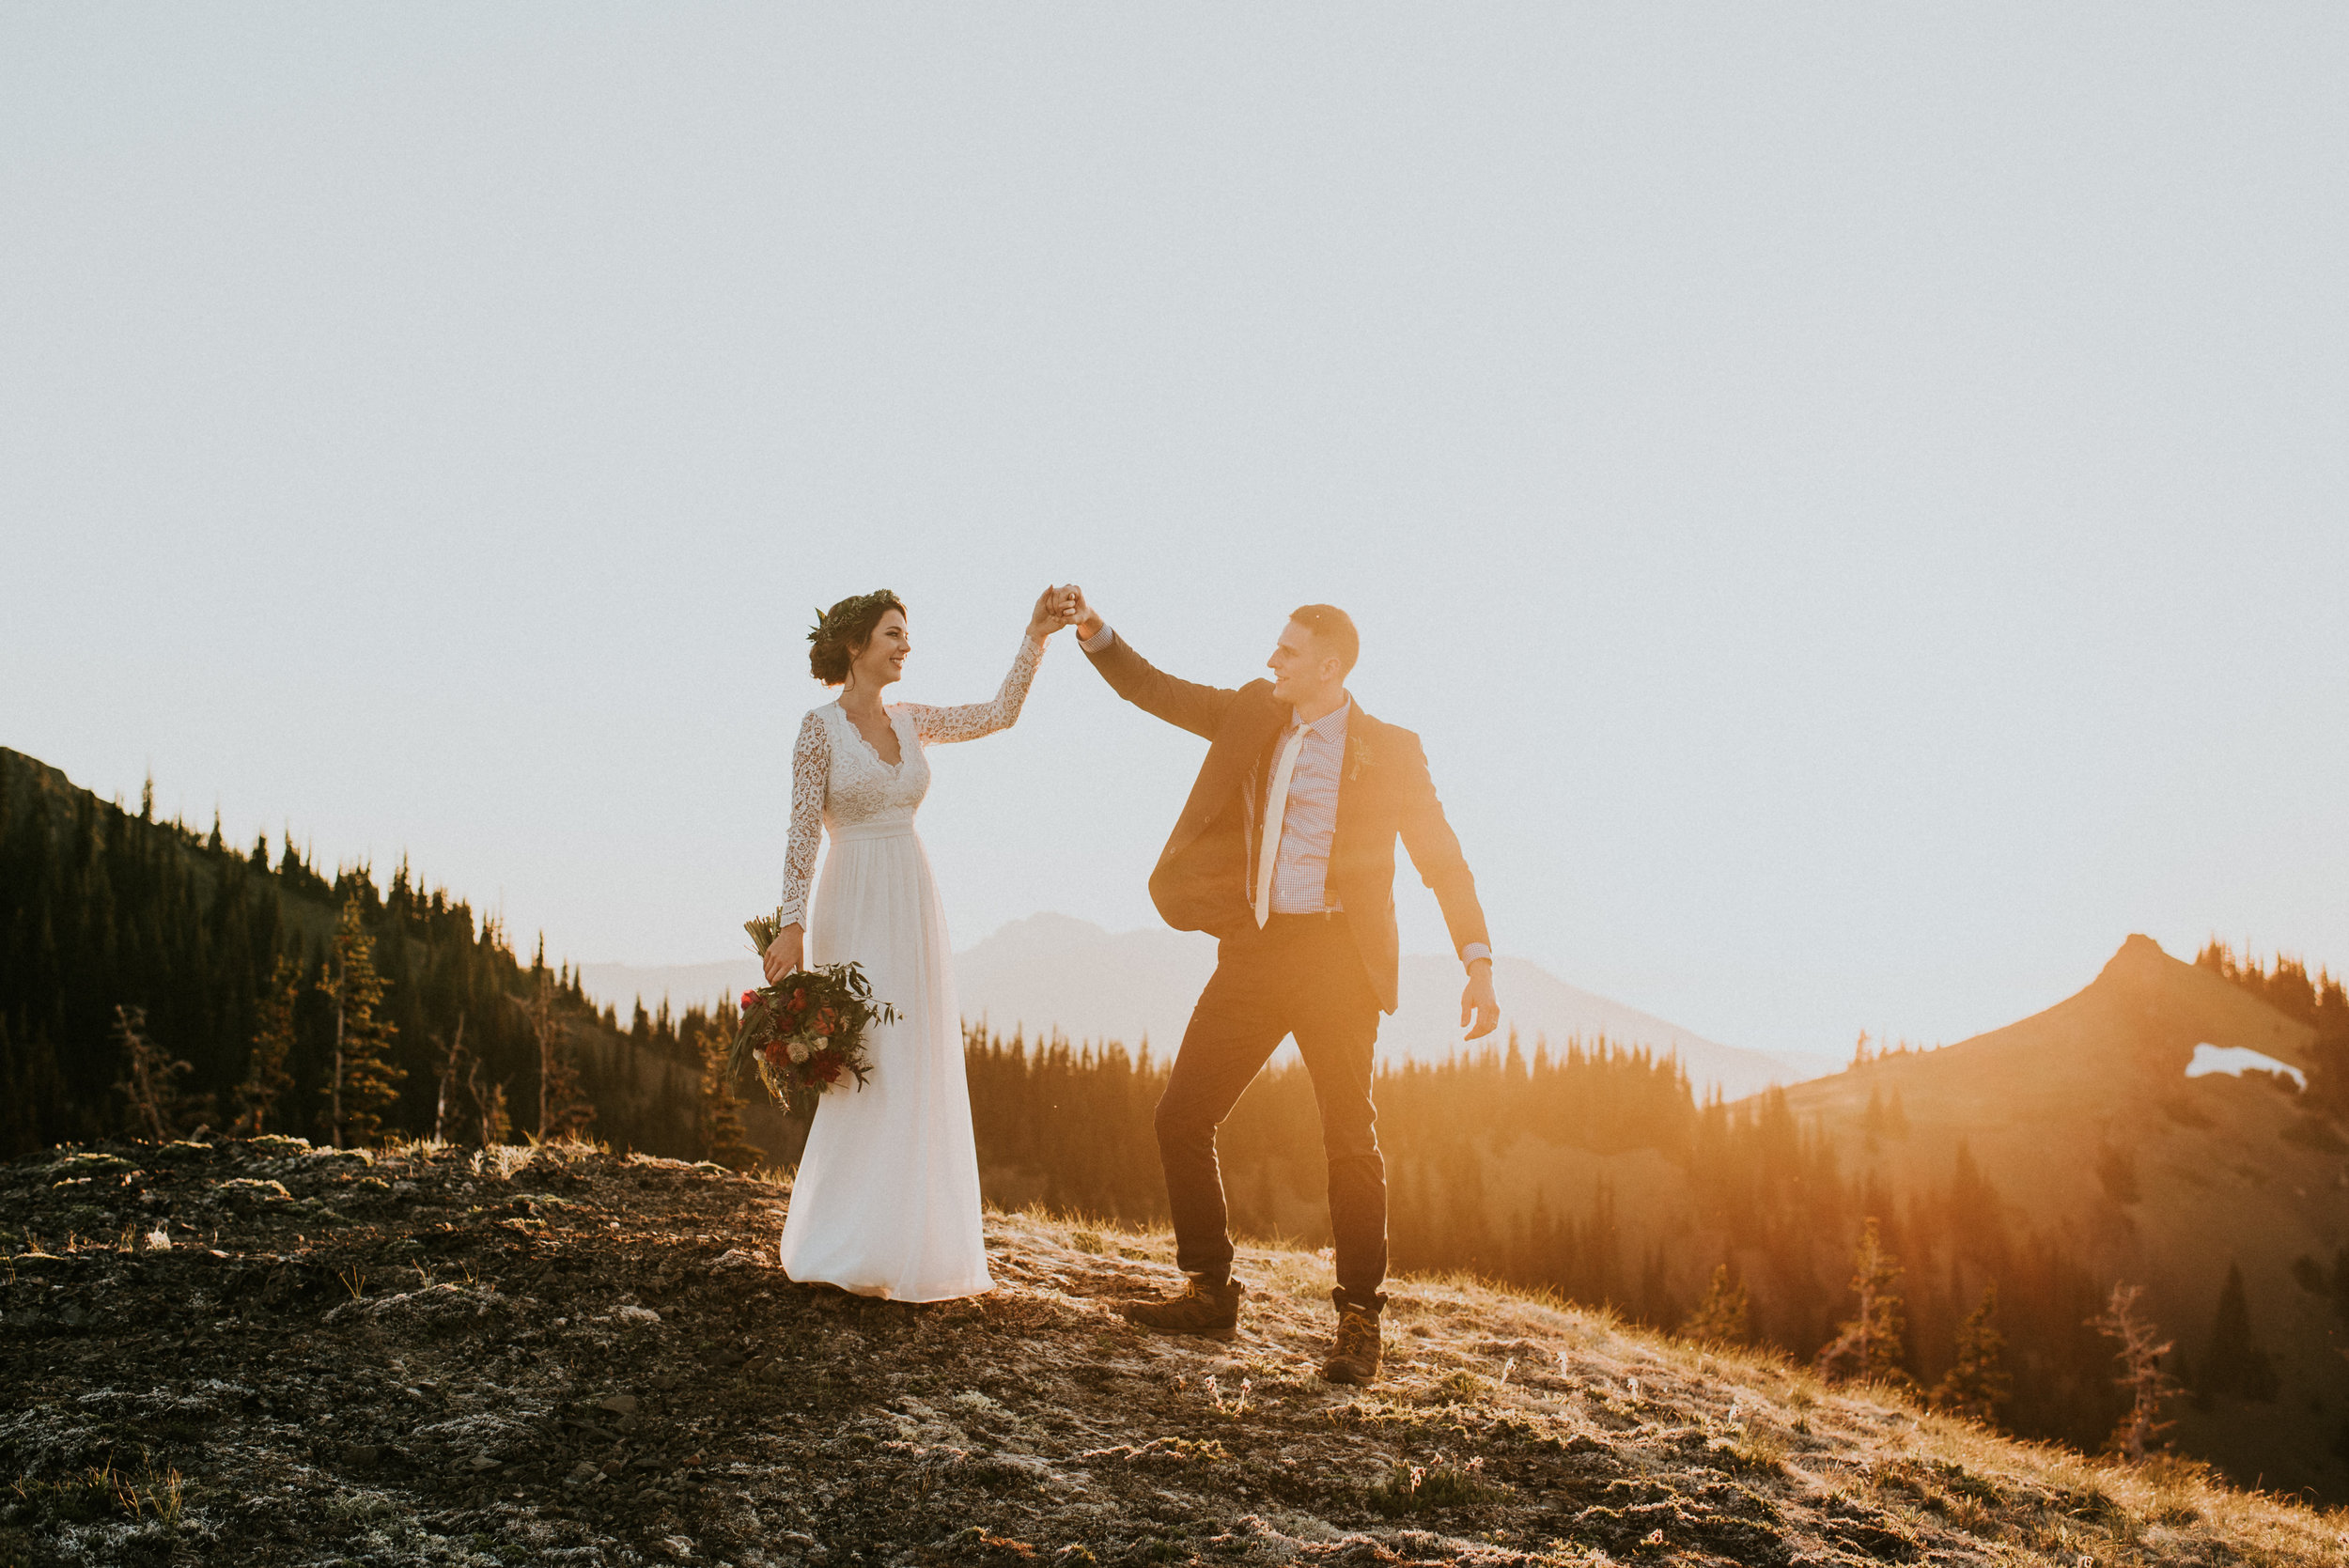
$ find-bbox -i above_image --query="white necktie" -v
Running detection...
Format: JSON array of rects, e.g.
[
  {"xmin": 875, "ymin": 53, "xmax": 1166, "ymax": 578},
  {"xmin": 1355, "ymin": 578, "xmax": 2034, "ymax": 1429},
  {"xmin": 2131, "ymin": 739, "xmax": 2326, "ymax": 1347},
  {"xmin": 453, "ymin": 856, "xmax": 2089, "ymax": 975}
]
[{"xmin": 1254, "ymin": 723, "xmax": 1309, "ymax": 927}]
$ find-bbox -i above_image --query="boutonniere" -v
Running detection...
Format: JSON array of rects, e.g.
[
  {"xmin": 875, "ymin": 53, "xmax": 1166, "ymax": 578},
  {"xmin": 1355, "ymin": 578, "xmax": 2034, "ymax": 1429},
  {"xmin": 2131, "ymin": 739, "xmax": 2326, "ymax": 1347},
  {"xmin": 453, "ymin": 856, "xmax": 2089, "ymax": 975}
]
[{"xmin": 1347, "ymin": 734, "xmax": 1371, "ymax": 783}]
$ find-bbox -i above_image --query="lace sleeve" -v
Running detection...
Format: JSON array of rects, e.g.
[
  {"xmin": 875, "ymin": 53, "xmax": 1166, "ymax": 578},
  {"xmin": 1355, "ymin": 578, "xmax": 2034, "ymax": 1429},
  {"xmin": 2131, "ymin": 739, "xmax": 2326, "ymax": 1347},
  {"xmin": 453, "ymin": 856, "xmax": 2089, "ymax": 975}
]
[
  {"xmin": 776, "ymin": 709, "xmax": 828, "ymax": 927},
  {"xmin": 903, "ymin": 633, "xmax": 1047, "ymax": 746}
]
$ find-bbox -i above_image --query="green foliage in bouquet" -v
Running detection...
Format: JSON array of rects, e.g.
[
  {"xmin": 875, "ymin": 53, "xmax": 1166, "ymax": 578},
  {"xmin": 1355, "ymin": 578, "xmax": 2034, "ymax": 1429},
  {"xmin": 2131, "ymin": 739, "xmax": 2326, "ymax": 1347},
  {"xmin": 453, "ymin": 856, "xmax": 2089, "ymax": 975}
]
[{"xmin": 733, "ymin": 912, "xmax": 898, "ymax": 1117}]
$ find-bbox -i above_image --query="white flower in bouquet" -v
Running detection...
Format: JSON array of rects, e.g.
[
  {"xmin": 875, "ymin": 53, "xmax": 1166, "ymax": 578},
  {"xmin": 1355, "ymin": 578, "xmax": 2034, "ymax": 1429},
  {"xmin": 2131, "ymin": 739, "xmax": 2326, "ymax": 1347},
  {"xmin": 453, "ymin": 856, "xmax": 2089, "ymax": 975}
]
[{"xmin": 788, "ymin": 1039, "xmax": 811, "ymax": 1064}]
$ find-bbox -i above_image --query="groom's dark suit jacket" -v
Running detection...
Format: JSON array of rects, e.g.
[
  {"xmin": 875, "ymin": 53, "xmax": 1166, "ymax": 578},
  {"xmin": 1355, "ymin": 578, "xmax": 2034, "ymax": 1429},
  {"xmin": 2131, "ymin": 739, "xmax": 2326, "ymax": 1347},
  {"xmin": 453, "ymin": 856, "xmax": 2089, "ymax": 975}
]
[{"xmin": 1084, "ymin": 631, "xmax": 1489, "ymax": 1015}]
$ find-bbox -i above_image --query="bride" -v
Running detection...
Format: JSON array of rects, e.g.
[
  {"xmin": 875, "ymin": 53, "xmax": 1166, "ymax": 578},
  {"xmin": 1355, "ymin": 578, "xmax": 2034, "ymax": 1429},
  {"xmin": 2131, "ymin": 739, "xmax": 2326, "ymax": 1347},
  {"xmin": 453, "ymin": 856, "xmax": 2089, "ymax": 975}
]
[{"xmin": 766, "ymin": 584, "xmax": 1074, "ymax": 1299}]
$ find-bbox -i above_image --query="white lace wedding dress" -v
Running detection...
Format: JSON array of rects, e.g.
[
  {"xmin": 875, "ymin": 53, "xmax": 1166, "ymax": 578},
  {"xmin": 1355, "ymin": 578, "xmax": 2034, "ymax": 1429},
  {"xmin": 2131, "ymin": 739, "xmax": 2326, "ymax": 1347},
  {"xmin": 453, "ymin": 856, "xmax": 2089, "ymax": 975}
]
[{"xmin": 770, "ymin": 633, "xmax": 1045, "ymax": 1300}]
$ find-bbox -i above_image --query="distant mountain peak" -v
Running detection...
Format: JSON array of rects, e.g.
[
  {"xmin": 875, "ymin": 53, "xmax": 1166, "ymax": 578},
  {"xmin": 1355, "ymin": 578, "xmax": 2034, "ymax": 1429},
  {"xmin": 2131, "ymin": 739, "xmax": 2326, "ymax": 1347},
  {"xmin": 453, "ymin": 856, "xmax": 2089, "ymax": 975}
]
[
  {"xmin": 955, "ymin": 913, "xmax": 1814, "ymax": 1098},
  {"xmin": 2097, "ymin": 931, "xmax": 2174, "ymax": 981}
]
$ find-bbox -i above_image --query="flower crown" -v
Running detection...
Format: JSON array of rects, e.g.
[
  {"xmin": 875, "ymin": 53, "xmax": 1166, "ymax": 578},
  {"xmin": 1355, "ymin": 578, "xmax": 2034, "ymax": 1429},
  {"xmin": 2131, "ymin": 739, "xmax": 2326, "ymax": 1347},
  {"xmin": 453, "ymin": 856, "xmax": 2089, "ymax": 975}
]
[{"xmin": 808, "ymin": 590, "xmax": 901, "ymax": 649}]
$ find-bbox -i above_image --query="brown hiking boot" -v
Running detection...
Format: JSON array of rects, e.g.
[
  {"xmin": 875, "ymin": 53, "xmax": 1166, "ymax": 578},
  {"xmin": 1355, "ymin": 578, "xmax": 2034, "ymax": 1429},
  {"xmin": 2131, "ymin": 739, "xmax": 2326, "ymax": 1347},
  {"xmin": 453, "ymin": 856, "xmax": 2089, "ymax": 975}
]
[
  {"xmin": 1117, "ymin": 1275, "xmax": 1243, "ymax": 1339},
  {"xmin": 1320, "ymin": 1288, "xmax": 1386, "ymax": 1384}
]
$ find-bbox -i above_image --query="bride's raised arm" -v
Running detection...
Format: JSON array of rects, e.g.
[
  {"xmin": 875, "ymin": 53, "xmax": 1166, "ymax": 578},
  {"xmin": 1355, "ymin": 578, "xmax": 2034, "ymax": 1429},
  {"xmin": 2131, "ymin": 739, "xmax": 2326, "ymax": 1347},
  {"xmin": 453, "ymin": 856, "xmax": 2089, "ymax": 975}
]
[{"xmin": 901, "ymin": 586, "xmax": 1067, "ymax": 745}]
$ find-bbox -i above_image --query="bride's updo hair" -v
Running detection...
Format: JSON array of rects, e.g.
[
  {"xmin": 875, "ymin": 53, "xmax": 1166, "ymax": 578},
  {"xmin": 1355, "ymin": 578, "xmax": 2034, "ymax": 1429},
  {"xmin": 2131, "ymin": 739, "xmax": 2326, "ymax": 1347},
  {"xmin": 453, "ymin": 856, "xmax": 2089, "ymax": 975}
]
[{"xmin": 808, "ymin": 590, "xmax": 907, "ymax": 686}]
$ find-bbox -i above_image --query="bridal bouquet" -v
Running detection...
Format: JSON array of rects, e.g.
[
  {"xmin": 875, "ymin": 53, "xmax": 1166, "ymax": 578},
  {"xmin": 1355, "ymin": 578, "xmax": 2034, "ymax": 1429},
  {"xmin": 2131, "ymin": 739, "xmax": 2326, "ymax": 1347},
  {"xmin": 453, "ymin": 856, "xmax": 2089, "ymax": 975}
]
[{"xmin": 731, "ymin": 911, "xmax": 898, "ymax": 1116}]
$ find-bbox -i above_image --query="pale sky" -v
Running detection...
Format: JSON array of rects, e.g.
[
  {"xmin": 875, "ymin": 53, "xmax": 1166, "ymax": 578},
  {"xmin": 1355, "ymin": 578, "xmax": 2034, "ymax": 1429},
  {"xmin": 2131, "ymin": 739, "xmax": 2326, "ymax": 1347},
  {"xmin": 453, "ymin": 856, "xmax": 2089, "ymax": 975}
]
[{"xmin": 6, "ymin": 7, "xmax": 2345, "ymax": 1063}]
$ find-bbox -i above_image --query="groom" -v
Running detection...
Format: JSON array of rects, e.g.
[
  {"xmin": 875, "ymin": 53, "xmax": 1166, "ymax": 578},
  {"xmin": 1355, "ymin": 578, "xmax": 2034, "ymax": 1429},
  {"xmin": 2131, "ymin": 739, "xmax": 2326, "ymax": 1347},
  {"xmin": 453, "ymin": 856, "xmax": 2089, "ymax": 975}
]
[{"xmin": 1069, "ymin": 593, "xmax": 1497, "ymax": 1383}]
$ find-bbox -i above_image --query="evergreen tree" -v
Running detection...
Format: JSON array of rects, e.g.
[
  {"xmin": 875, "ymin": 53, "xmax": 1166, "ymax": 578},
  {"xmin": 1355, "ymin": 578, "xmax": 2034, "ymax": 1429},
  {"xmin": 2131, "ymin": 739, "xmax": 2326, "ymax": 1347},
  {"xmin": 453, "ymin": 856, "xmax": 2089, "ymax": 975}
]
[
  {"xmin": 468, "ymin": 1055, "xmax": 512, "ymax": 1147},
  {"xmin": 521, "ymin": 961, "xmax": 596, "ymax": 1141},
  {"xmin": 428, "ymin": 1012, "xmax": 469, "ymax": 1142},
  {"xmin": 694, "ymin": 1025, "xmax": 763, "ymax": 1172},
  {"xmin": 232, "ymin": 955, "xmax": 300, "ymax": 1136},
  {"xmin": 1682, "ymin": 1263, "xmax": 1750, "ymax": 1345},
  {"xmin": 1931, "ymin": 1281, "xmax": 2013, "ymax": 1426},
  {"xmin": 317, "ymin": 892, "xmax": 403, "ymax": 1147},
  {"xmin": 111, "ymin": 1003, "xmax": 192, "ymax": 1140},
  {"xmin": 1816, "ymin": 1217, "xmax": 1909, "ymax": 1386},
  {"xmin": 2196, "ymin": 1262, "xmax": 2279, "ymax": 1404},
  {"xmin": 2091, "ymin": 1282, "xmax": 2179, "ymax": 1461}
]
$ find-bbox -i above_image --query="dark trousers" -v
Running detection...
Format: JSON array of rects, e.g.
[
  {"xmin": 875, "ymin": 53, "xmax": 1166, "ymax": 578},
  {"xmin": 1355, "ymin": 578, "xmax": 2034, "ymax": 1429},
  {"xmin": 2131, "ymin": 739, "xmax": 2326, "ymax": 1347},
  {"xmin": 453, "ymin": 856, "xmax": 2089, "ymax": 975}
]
[{"xmin": 1155, "ymin": 911, "xmax": 1387, "ymax": 1303}]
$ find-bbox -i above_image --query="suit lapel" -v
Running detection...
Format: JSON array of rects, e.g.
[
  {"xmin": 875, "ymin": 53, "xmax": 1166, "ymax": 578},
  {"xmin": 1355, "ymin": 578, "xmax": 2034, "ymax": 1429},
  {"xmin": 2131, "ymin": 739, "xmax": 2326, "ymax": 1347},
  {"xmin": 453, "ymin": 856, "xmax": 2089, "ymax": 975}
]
[
  {"xmin": 1162, "ymin": 685, "xmax": 1285, "ymax": 864},
  {"xmin": 1330, "ymin": 706, "xmax": 1385, "ymax": 871}
]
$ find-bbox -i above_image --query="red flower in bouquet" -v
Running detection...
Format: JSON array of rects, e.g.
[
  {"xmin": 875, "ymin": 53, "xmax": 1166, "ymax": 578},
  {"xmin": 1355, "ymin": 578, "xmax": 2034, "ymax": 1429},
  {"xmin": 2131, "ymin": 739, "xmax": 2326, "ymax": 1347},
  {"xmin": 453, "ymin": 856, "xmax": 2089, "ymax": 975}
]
[{"xmin": 728, "ymin": 952, "xmax": 896, "ymax": 1118}]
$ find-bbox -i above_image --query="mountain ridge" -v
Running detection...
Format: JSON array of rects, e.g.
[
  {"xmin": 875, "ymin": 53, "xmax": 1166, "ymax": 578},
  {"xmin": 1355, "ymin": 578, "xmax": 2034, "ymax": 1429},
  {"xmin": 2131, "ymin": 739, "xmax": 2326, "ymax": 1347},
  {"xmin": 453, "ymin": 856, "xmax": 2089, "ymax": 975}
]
[
  {"xmin": 1734, "ymin": 934, "xmax": 2348, "ymax": 1498},
  {"xmin": 579, "ymin": 912, "xmax": 1813, "ymax": 1099}
]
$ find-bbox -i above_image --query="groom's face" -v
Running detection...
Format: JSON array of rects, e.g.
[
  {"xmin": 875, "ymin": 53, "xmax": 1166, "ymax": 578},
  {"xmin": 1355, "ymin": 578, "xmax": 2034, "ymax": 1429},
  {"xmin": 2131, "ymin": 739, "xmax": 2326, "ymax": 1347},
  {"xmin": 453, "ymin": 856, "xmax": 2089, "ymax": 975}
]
[{"xmin": 1268, "ymin": 619, "xmax": 1342, "ymax": 707}]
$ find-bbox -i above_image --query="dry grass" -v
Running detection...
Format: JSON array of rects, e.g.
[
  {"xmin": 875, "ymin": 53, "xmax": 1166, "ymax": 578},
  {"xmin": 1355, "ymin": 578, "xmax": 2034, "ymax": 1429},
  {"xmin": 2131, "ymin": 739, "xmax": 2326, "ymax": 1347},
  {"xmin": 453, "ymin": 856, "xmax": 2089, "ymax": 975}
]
[{"xmin": 989, "ymin": 1199, "xmax": 2349, "ymax": 1561}]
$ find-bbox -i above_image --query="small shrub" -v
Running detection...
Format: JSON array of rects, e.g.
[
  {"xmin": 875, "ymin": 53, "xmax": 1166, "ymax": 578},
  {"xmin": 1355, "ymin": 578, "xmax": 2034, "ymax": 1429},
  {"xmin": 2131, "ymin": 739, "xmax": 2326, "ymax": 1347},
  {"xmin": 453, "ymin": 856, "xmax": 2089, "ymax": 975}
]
[
  {"xmin": 961, "ymin": 1457, "xmax": 1034, "ymax": 1493},
  {"xmin": 1367, "ymin": 1458, "xmax": 1501, "ymax": 1516},
  {"xmin": 1715, "ymin": 1428, "xmax": 1787, "ymax": 1475},
  {"xmin": 1131, "ymin": 1436, "xmax": 1230, "ymax": 1467},
  {"xmin": 9, "ymin": 1457, "xmax": 183, "ymax": 1529},
  {"xmin": 1420, "ymin": 1369, "xmax": 1485, "ymax": 1405}
]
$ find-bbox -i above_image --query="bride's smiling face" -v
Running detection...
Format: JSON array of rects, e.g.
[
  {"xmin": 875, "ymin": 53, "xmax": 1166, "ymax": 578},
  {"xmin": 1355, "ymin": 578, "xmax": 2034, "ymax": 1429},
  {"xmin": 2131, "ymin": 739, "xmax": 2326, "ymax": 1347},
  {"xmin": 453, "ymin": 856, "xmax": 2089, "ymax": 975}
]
[{"xmin": 850, "ymin": 609, "xmax": 910, "ymax": 691}]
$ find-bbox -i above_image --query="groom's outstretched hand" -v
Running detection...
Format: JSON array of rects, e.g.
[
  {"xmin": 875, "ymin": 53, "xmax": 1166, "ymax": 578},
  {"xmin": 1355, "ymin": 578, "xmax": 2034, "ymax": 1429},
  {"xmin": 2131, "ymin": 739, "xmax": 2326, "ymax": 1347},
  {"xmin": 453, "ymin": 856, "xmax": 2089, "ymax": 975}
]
[
  {"xmin": 1028, "ymin": 584, "xmax": 1080, "ymax": 641},
  {"xmin": 1067, "ymin": 584, "xmax": 1104, "ymax": 643},
  {"xmin": 1461, "ymin": 961, "xmax": 1500, "ymax": 1040}
]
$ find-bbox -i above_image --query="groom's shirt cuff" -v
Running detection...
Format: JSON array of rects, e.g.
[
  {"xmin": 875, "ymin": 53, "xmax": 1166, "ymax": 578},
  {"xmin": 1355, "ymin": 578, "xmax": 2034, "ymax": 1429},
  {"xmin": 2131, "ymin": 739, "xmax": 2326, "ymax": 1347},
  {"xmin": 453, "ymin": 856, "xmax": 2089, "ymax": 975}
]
[
  {"xmin": 1078, "ymin": 623, "xmax": 1116, "ymax": 655},
  {"xmin": 1462, "ymin": 943, "xmax": 1492, "ymax": 966}
]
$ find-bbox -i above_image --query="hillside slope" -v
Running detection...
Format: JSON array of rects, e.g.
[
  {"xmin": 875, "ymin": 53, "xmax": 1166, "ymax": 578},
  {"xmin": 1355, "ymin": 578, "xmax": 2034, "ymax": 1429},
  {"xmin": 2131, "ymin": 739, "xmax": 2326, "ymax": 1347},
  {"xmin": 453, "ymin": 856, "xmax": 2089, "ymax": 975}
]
[
  {"xmin": 5, "ymin": 1134, "xmax": 2343, "ymax": 1567},
  {"xmin": 1773, "ymin": 935, "xmax": 2347, "ymax": 1498},
  {"xmin": 0, "ymin": 744, "xmax": 785, "ymax": 1166}
]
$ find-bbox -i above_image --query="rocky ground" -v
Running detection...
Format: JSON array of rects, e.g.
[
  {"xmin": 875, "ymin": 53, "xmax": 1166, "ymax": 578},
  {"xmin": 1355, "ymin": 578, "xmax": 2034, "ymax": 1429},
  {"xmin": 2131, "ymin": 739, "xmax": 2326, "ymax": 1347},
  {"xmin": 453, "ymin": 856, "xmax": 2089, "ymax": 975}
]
[{"xmin": 4, "ymin": 1135, "xmax": 2344, "ymax": 1568}]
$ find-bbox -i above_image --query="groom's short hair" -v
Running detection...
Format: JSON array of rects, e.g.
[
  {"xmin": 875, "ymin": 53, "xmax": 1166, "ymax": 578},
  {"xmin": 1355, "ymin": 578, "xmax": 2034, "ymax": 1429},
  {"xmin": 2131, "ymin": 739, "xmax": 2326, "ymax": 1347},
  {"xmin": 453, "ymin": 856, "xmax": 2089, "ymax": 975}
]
[{"xmin": 1288, "ymin": 604, "xmax": 1359, "ymax": 675}]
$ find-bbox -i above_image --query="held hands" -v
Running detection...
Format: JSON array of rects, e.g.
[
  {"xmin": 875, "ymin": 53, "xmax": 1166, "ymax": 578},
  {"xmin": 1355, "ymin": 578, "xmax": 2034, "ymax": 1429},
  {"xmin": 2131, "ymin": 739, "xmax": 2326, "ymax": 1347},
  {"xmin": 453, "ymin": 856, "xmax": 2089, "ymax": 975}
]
[
  {"xmin": 763, "ymin": 924, "xmax": 805, "ymax": 986},
  {"xmin": 1460, "ymin": 960, "xmax": 1500, "ymax": 1041},
  {"xmin": 1028, "ymin": 584, "xmax": 1083, "ymax": 641},
  {"xmin": 1067, "ymin": 583, "xmax": 1102, "ymax": 642}
]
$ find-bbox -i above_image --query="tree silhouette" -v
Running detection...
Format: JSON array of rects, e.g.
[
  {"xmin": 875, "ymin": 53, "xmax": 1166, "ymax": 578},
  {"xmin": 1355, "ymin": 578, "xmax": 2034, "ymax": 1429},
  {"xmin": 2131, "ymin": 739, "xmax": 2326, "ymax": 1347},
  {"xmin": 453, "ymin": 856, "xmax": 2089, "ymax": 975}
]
[
  {"xmin": 428, "ymin": 1012, "xmax": 470, "ymax": 1143},
  {"xmin": 519, "ymin": 957, "xmax": 595, "ymax": 1142},
  {"xmin": 1932, "ymin": 1282, "xmax": 2012, "ymax": 1427},
  {"xmin": 112, "ymin": 1004, "xmax": 192, "ymax": 1140},
  {"xmin": 1682, "ymin": 1263, "xmax": 1750, "ymax": 1346},
  {"xmin": 1816, "ymin": 1218, "xmax": 1908, "ymax": 1386},
  {"xmin": 2196, "ymin": 1262, "xmax": 2279, "ymax": 1404},
  {"xmin": 695, "ymin": 1025, "xmax": 763, "ymax": 1172},
  {"xmin": 2090, "ymin": 1282, "xmax": 2179, "ymax": 1461},
  {"xmin": 468, "ymin": 1054, "xmax": 512, "ymax": 1147},
  {"xmin": 317, "ymin": 893, "xmax": 403, "ymax": 1148},
  {"xmin": 232, "ymin": 955, "xmax": 300, "ymax": 1136}
]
